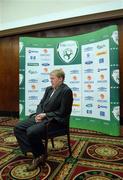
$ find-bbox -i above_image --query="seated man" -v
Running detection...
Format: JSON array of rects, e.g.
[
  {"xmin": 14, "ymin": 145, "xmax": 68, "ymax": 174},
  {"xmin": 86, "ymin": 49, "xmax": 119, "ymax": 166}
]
[{"xmin": 14, "ymin": 69, "xmax": 73, "ymax": 171}]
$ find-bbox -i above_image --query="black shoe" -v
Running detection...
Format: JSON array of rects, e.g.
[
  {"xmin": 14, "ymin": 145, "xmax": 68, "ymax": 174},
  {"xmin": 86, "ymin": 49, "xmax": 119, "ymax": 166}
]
[{"xmin": 26, "ymin": 155, "xmax": 46, "ymax": 171}]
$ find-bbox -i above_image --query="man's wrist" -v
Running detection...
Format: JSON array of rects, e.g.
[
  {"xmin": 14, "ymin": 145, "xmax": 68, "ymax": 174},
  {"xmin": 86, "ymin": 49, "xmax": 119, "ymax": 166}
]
[{"xmin": 42, "ymin": 113, "xmax": 46, "ymax": 117}]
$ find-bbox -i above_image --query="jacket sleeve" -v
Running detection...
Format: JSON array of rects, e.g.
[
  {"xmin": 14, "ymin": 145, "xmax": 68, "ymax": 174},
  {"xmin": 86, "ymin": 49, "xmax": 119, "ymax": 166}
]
[
  {"xmin": 46, "ymin": 88, "xmax": 73, "ymax": 122},
  {"xmin": 36, "ymin": 87, "xmax": 49, "ymax": 114}
]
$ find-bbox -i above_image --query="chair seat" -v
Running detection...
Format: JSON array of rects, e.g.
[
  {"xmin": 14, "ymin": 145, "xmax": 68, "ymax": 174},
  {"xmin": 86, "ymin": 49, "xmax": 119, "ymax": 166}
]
[{"xmin": 43, "ymin": 128, "xmax": 68, "ymax": 139}]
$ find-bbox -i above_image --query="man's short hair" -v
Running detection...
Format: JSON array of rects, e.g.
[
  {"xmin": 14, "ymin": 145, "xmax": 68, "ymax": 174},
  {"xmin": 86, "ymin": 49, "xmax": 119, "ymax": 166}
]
[{"xmin": 50, "ymin": 69, "xmax": 65, "ymax": 80}]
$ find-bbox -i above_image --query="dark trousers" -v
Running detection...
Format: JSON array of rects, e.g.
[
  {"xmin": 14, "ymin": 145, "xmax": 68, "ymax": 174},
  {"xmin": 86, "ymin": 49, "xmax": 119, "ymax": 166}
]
[{"xmin": 14, "ymin": 116, "xmax": 61, "ymax": 158}]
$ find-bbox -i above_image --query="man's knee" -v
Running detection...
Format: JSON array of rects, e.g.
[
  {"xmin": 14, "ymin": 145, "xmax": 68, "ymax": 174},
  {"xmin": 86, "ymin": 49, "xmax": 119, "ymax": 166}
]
[
  {"xmin": 14, "ymin": 122, "xmax": 23, "ymax": 135},
  {"xmin": 26, "ymin": 127, "xmax": 36, "ymax": 139}
]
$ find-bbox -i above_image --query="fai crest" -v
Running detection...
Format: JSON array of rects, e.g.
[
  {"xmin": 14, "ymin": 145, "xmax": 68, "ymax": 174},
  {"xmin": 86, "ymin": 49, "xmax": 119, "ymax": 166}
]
[
  {"xmin": 19, "ymin": 73, "xmax": 24, "ymax": 85},
  {"xmin": 111, "ymin": 31, "xmax": 118, "ymax": 45},
  {"xmin": 112, "ymin": 69, "xmax": 119, "ymax": 84},
  {"xmin": 57, "ymin": 40, "xmax": 78, "ymax": 63}
]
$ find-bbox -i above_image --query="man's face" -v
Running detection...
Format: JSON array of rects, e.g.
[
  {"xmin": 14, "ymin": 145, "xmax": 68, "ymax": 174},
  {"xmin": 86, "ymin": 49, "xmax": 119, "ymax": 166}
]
[{"xmin": 50, "ymin": 73, "xmax": 63, "ymax": 89}]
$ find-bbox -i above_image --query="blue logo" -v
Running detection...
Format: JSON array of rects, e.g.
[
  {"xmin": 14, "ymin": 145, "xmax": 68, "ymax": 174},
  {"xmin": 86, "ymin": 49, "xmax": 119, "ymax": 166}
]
[
  {"xmin": 98, "ymin": 105, "xmax": 107, "ymax": 109},
  {"xmin": 71, "ymin": 87, "xmax": 79, "ymax": 91},
  {"xmin": 86, "ymin": 104, "xmax": 93, "ymax": 107},
  {"xmin": 84, "ymin": 69, "xmax": 93, "ymax": 73},
  {"xmin": 100, "ymin": 111, "xmax": 105, "ymax": 116},
  {"xmin": 42, "ymin": 79, "xmax": 49, "ymax": 83},
  {"xmin": 42, "ymin": 63, "xmax": 50, "ymax": 66},
  {"xmin": 28, "ymin": 79, "xmax": 38, "ymax": 83},
  {"xmin": 99, "ymin": 58, "xmax": 104, "ymax": 63},
  {"xmin": 87, "ymin": 110, "xmax": 92, "ymax": 114},
  {"xmin": 85, "ymin": 60, "xmax": 93, "ymax": 65},
  {"xmin": 85, "ymin": 96, "xmax": 94, "ymax": 101},
  {"xmin": 70, "ymin": 70, "xmax": 79, "ymax": 74},
  {"xmin": 28, "ymin": 96, "xmax": 38, "ymax": 100},
  {"xmin": 84, "ymin": 47, "xmax": 93, "ymax": 52}
]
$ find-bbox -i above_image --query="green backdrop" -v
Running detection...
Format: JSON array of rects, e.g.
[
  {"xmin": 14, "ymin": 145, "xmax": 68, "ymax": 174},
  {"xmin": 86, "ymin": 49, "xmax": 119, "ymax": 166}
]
[{"xmin": 19, "ymin": 25, "xmax": 120, "ymax": 136}]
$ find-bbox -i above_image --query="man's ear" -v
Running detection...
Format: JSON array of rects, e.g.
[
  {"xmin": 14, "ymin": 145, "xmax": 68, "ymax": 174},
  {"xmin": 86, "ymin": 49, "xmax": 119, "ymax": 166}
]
[{"xmin": 59, "ymin": 77, "xmax": 63, "ymax": 82}]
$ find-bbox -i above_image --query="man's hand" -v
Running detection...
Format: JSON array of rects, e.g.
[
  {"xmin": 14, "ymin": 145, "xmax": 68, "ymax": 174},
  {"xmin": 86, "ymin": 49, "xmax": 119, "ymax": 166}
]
[{"xmin": 35, "ymin": 113, "xmax": 46, "ymax": 123}]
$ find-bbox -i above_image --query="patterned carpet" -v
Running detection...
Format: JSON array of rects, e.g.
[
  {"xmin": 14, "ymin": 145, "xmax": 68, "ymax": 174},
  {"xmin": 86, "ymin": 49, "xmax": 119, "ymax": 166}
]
[{"xmin": 0, "ymin": 118, "xmax": 123, "ymax": 179}]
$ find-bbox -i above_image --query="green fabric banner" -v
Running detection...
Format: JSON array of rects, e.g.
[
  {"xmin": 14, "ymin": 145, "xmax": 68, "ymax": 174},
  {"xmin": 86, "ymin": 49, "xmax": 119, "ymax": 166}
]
[{"xmin": 19, "ymin": 25, "xmax": 120, "ymax": 136}]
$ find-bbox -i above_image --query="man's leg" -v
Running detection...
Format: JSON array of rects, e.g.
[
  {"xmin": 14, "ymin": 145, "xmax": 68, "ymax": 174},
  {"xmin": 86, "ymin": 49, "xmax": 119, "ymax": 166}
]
[
  {"xmin": 26, "ymin": 119, "xmax": 49, "ymax": 158},
  {"xmin": 14, "ymin": 116, "xmax": 36, "ymax": 154},
  {"xmin": 27, "ymin": 119, "xmax": 62, "ymax": 158}
]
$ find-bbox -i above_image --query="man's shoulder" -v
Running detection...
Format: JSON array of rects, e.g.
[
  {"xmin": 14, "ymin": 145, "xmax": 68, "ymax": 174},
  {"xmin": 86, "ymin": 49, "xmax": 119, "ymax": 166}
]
[
  {"xmin": 46, "ymin": 86, "xmax": 52, "ymax": 91},
  {"xmin": 62, "ymin": 84, "xmax": 72, "ymax": 92}
]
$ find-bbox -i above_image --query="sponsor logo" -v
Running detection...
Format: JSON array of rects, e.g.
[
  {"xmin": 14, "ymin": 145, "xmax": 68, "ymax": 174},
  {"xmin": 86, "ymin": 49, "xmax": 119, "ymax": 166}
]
[
  {"xmin": 72, "ymin": 75, "xmax": 78, "ymax": 81},
  {"xmin": 27, "ymin": 63, "xmax": 39, "ymax": 66},
  {"xmin": 28, "ymin": 96, "xmax": 38, "ymax": 100},
  {"xmin": 28, "ymin": 70, "xmax": 38, "ymax": 74},
  {"xmin": 72, "ymin": 104, "xmax": 80, "ymax": 107},
  {"xmin": 30, "ymin": 56, "xmax": 36, "ymax": 60},
  {"xmin": 85, "ymin": 96, "xmax": 94, "ymax": 101},
  {"xmin": 87, "ymin": 84, "xmax": 92, "ymax": 90},
  {"xmin": 98, "ymin": 105, "xmax": 107, "ymax": 109},
  {"xmin": 73, "ymin": 98, "xmax": 80, "ymax": 101},
  {"xmin": 84, "ymin": 69, "xmax": 93, "ymax": 73},
  {"xmin": 70, "ymin": 70, "xmax": 79, "ymax": 74},
  {"xmin": 97, "ymin": 87, "xmax": 107, "ymax": 92},
  {"xmin": 100, "ymin": 94, "xmax": 105, "ymax": 100},
  {"xmin": 73, "ymin": 93, "xmax": 78, "ymax": 98},
  {"xmin": 86, "ymin": 53, "xmax": 91, "ymax": 58},
  {"xmin": 84, "ymin": 47, "xmax": 93, "ymax": 52},
  {"xmin": 28, "ymin": 50, "xmax": 39, "ymax": 53},
  {"xmin": 42, "ymin": 63, "xmax": 50, "ymax": 66},
  {"xmin": 31, "ymin": 84, "xmax": 37, "ymax": 90},
  {"xmin": 71, "ymin": 87, "xmax": 79, "ymax": 91},
  {"xmin": 97, "ymin": 44, "xmax": 106, "ymax": 49},
  {"xmin": 84, "ymin": 90, "xmax": 94, "ymax": 93},
  {"xmin": 42, "ymin": 79, "xmax": 49, "ymax": 83},
  {"xmin": 98, "ymin": 68, "xmax": 107, "ymax": 72},
  {"xmin": 70, "ymin": 81, "xmax": 80, "ymax": 84},
  {"xmin": 86, "ymin": 104, "xmax": 93, "ymax": 107},
  {"xmin": 97, "ymin": 80, "xmax": 107, "ymax": 83},
  {"xmin": 100, "ymin": 74, "xmax": 105, "ymax": 80},
  {"xmin": 41, "ymin": 72, "xmax": 49, "ymax": 76},
  {"xmin": 28, "ymin": 79, "xmax": 38, "ymax": 83},
  {"xmin": 28, "ymin": 90, "xmax": 38, "ymax": 93},
  {"xmin": 43, "ymin": 68, "xmax": 49, "ymax": 73},
  {"xmin": 87, "ymin": 75, "xmax": 92, "ymax": 81},
  {"xmin": 99, "ymin": 58, "xmax": 104, "ymax": 63},
  {"xmin": 97, "ymin": 100, "xmax": 107, "ymax": 103},
  {"xmin": 84, "ymin": 81, "xmax": 94, "ymax": 84},
  {"xmin": 96, "ymin": 51, "xmax": 107, "ymax": 56},
  {"xmin": 43, "ymin": 49, "xmax": 48, "ymax": 53},
  {"xmin": 86, "ymin": 110, "xmax": 92, "ymax": 114},
  {"xmin": 100, "ymin": 111, "xmax": 105, "ymax": 116},
  {"xmin": 85, "ymin": 60, "xmax": 93, "ymax": 65}
]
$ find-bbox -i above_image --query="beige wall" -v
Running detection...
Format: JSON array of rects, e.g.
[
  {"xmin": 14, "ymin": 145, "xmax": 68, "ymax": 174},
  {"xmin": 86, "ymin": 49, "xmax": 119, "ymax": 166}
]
[{"xmin": 0, "ymin": 0, "xmax": 123, "ymax": 30}]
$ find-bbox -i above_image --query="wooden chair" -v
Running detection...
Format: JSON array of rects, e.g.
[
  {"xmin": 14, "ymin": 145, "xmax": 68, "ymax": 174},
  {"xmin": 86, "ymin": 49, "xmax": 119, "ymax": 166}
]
[
  {"xmin": 43, "ymin": 116, "xmax": 72, "ymax": 159},
  {"xmin": 29, "ymin": 113, "xmax": 72, "ymax": 161}
]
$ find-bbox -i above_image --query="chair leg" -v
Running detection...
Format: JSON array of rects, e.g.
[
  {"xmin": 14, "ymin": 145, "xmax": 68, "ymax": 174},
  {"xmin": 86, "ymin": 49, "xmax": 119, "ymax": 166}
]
[
  {"xmin": 44, "ymin": 138, "xmax": 48, "ymax": 160},
  {"xmin": 51, "ymin": 138, "xmax": 54, "ymax": 148},
  {"xmin": 67, "ymin": 133, "xmax": 72, "ymax": 156}
]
